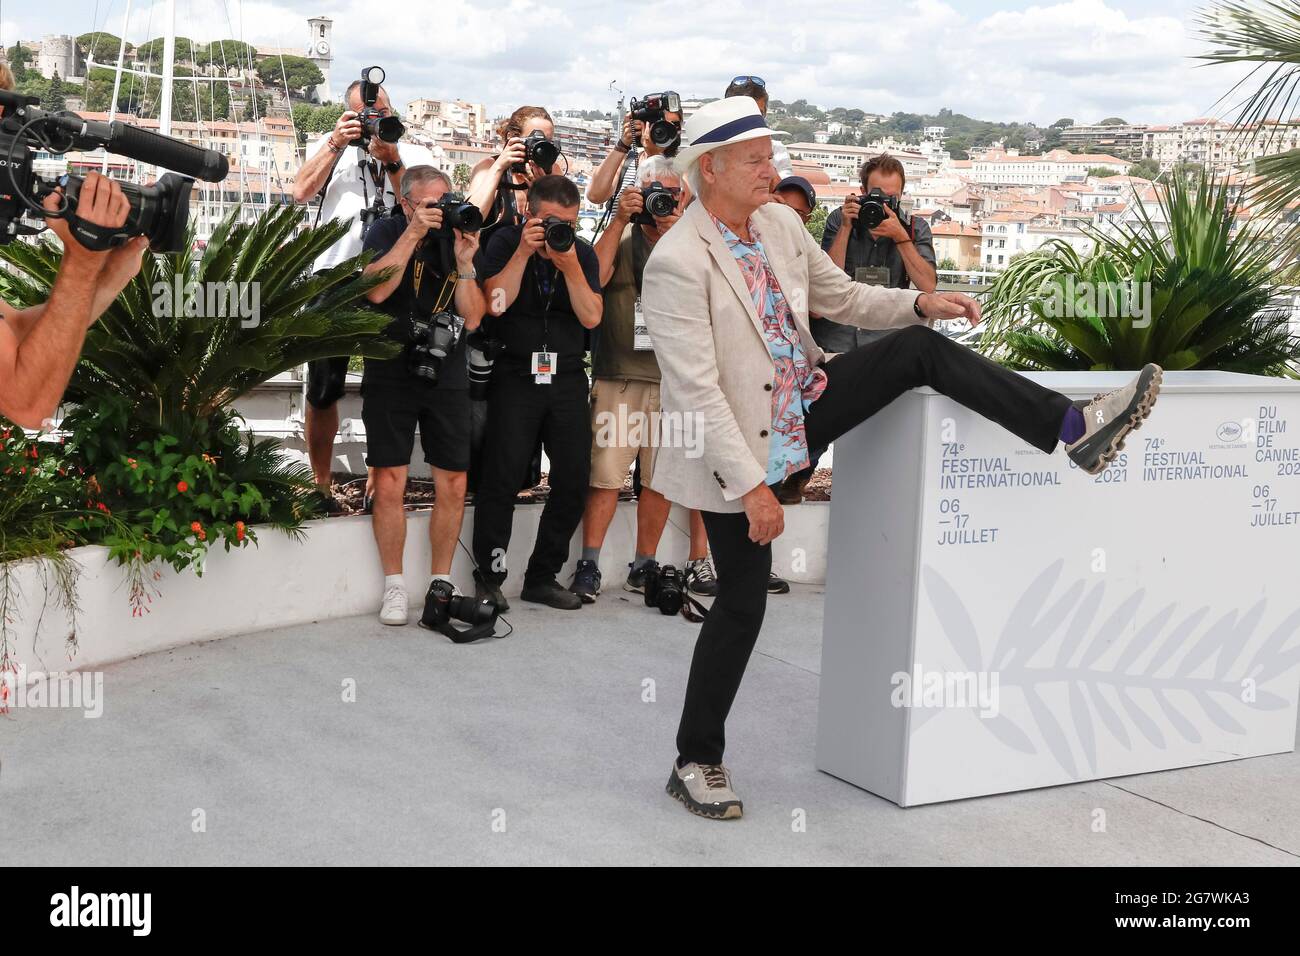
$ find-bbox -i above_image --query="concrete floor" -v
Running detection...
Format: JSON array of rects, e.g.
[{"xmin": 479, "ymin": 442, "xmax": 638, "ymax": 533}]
[{"xmin": 1, "ymin": 585, "xmax": 1297, "ymax": 866}]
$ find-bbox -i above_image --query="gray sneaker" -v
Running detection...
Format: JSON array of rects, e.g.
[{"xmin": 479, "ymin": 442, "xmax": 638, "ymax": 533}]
[
  {"xmin": 1066, "ymin": 364, "xmax": 1163, "ymax": 475},
  {"xmin": 666, "ymin": 761, "xmax": 743, "ymax": 820}
]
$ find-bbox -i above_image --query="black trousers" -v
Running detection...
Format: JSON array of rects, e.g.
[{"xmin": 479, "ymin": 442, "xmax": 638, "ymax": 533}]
[
  {"xmin": 676, "ymin": 326, "xmax": 1073, "ymax": 764},
  {"xmin": 472, "ymin": 369, "xmax": 591, "ymax": 589}
]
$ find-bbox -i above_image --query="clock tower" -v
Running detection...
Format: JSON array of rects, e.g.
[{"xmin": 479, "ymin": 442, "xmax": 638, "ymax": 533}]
[{"xmin": 306, "ymin": 16, "xmax": 334, "ymax": 103}]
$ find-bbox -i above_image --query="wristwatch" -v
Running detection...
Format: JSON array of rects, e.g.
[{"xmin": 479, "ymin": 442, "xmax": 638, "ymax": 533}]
[
  {"xmin": 383, "ymin": 159, "xmax": 403, "ymax": 175},
  {"xmin": 913, "ymin": 294, "xmax": 926, "ymax": 318},
  {"xmin": 457, "ymin": 268, "xmax": 477, "ymax": 281}
]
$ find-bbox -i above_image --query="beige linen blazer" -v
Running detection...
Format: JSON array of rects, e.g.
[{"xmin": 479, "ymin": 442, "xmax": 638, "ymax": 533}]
[{"xmin": 641, "ymin": 199, "xmax": 924, "ymax": 513}]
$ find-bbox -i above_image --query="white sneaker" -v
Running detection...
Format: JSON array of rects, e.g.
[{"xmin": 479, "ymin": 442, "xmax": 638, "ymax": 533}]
[{"xmin": 379, "ymin": 585, "xmax": 408, "ymax": 626}]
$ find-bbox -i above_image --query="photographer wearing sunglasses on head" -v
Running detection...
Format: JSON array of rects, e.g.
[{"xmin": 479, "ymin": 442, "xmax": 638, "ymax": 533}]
[
  {"xmin": 358, "ymin": 165, "xmax": 488, "ymax": 631},
  {"xmin": 292, "ymin": 67, "xmax": 434, "ymax": 512},
  {"xmin": 724, "ymin": 76, "xmax": 793, "ymax": 183}
]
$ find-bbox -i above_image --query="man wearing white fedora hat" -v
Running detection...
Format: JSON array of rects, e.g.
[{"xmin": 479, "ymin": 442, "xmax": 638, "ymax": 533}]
[{"xmin": 643, "ymin": 95, "xmax": 1162, "ymax": 820}]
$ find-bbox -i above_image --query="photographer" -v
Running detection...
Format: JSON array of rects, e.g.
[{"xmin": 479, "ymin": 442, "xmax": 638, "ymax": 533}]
[
  {"xmin": 292, "ymin": 76, "xmax": 434, "ymax": 511},
  {"xmin": 819, "ymin": 155, "xmax": 937, "ymax": 348},
  {"xmin": 570, "ymin": 156, "xmax": 709, "ymax": 603},
  {"xmin": 723, "ymin": 76, "xmax": 794, "ymax": 181},
  {"xmin": 467, "ymin": 106, "xmax": 557, "ymax": 231},
  {"xmin": 586, "ymin": 93, "xmax": 682, "ymax": 207},
  {"xmin": 781, "ymin": 155, "xmax": 939, "ymax": 503},
  {"xmin": 0, "ymin": 176, "xmax": 146, "ymax": 429},
  {"xmin": 471, "ymin": 175, "xmax": 603, "ymax": 612},
  {"xmin": 359, "ymin": 166, "xmax": 484, "ymax": 627}
]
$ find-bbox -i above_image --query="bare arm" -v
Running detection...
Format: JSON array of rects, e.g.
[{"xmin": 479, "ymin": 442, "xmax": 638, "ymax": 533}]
[
  {"xmin": 453, "ymin": 231, "xmax": 485, "ymax": 332},
  {"xmin": 553, "ymin": 250, "xmax": 603, "ymax": 330},
  {"xmin": 484, "ymin": 224, "xmax": 541, "ymax": 316},
  {"xmin": 467, "ymin": 142, "xmax": 525, "ymax": 222},
  {"xmin": 587, "ymin": 116, "xmax": 636, "ymax": 206},
  {"xmin": 595, "ymin": 190, "xmax": 641, "ymax": 286},
  {"xmin": 292, "ymin": 111, "xmax": 359, "ymax": 204},
  {"xmin": 898, "ymin": 239, "xmax": 937, "ymax": 293}
]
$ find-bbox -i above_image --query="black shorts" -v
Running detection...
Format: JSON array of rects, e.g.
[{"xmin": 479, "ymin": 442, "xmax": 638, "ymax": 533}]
[{"xmin": 362, "ymin": 383, "xmax": 471, "ymax": 472}]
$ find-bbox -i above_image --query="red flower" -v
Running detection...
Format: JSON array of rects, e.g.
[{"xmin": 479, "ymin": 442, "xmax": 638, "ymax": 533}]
[
  {"xmin": 176, "ymin": 480, "xmax": 188, "ymax": 493},
  {"xmin": 190, "ymin": 521, "xmax": 202, "ymax": 533},
  {"xmin": 234, "ymin": 521, "xmax": 246, "ymax": 542}
]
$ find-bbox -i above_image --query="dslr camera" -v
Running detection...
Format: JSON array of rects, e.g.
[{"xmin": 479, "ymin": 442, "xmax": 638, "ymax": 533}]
[
  {"xmin": 632, "ymin": 181, "xmax": 679, "ymax": 225},
  {"xmin": 850, "ymin": 186, "xmax": 908, "ymax": 239},
  {"xmin": 428, "ymin": 193, "xmax": 483, "ymax": 237},
  {"xmin": 420, "ymin": 579, "xmax": 499, "ymax": 643},
  {"xmin": 629, "ymin": 92, "xmax": 682, "ymax": 149},
  {"xmin": 539, "ymin": 215, "xmax": 575, "ymax": 253},
  {"xmin": 408, "ymin": 309, "xmax": 460, "ymax": 384},
  {"xmin": 643, "ymin": 562, "xmax": 686, "ymax": 616},
  {"xmin": 357, "ymin": 66, "xmax": 405, "ymax": 148},
  {"xmin": 514, "ymin": 130, "xmax": 561, "ymax": 174},
  {"xmin": 0, "ymin": 90, "xmax": 228, "ymax": 252}
]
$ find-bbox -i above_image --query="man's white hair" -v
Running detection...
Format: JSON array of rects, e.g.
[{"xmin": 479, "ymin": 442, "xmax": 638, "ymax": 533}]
[
  {"xmin": 684, "ymin": 148, "xmax": 727, "ymax": 197},
  {"xmin": 638, "ymin": 154, "xmax": 680, "ymax": 186}
]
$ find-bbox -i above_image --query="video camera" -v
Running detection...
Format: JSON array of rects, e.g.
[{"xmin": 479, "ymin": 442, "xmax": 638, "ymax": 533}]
[
  {"xmin": 0, "ymin": 90, "xmax": 228, "ymax": 252},
  {"xmin": 629, "ymin": 92, "xmax": 682, "ymax": 149},
  {"xmin": 632, "ymin": 181, "xmax": 679, "ymax": 225},
  {"xmin": 850, "ymin": 186, "xmax": 908, "ymax": 239},
  {"xmin": 357, "ymin": 66, "xmax": 405, "ymax": 148}
]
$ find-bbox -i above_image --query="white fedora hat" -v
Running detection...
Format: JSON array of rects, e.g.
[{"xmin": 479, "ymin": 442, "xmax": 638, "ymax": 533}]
[{"xmin": 676, "ymin": 96, "xmax": 772, "ymax": 172}]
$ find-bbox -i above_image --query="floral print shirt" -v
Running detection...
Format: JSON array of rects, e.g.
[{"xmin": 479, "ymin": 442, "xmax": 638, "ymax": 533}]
[{"xmin": 710, "ymin": 212, "xmax": 827, "ymax": 485}]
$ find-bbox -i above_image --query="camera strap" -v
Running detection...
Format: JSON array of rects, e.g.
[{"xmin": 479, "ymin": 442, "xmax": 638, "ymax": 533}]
[
  {"xmin": 436, "ymin": 619, "xmax": 499, "ymax": 644},
  {"xmin": 681, "ymin": 594, "xmax": 709, "ymax": 623}
]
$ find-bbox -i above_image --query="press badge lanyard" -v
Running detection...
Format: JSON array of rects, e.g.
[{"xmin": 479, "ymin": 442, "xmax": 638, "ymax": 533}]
[{"xmin": 530, "ymin": 257, "xmax": 558, "ymax": 384}]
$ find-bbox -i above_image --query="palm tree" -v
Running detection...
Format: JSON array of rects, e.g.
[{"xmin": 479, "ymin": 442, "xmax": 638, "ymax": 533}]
[
  {"xmin": 0, "ymin": 203, "xmax": 395, "ymax": 441},
  {"xmin": 978, "ymin": 172, "xmax": 1300, "ymax": 373},
  {"xmin": 1197, "ymin": 0, "xmax": 1300, "ymax": 219}
]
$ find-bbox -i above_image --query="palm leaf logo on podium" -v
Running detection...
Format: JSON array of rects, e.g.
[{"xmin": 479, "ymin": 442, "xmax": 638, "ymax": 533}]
[{"xmin": 920, "ymin": 560, "xmax": 1300, "ymax": 777}]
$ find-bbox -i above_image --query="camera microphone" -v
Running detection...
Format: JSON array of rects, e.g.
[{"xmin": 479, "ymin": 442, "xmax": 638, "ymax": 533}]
[{"xmin": 46, "ymin": 115, "xmax": 229, "ymax": 183}]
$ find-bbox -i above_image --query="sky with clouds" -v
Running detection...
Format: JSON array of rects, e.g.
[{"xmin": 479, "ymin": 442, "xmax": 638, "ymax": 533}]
[{"xmin": 0, "ymin": 0, "xmax": 1261, "ymax": 127}]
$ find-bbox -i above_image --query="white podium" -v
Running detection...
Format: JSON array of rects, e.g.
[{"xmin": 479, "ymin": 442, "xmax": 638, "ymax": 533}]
[{"xmin": 816, "ymin": 371, "xmax": 1300, "ymax": 806}]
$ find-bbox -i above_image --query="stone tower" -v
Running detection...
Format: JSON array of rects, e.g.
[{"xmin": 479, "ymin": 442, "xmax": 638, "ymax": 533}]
[{"xmin": 305, "ymin": 17, "xmax": 334, "ymax": 103}]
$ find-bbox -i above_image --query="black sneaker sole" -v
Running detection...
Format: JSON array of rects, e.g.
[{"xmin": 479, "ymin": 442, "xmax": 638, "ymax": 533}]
[
  {"xmin": 767, "ymin": 579, "xmax": 791, "ymax": 595},
  {"xmin": 665, "ymin": 770, "xmax": 743, "ymax": 820},
  {"xmin": 1068, "ymin": 364, "xmax": 1162, "ymax": 475}
]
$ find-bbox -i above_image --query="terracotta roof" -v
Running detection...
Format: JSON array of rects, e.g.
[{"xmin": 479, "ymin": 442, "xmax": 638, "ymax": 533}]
[{"xmin": 931, "ymin": 222, "xmax": 981, "ymax": 237}]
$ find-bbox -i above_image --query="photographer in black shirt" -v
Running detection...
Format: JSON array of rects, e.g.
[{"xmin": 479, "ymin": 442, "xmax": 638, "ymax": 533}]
[
  {"xmin": 360, "ymin": 165, "xmax": 485, "ymax": 627},
  {"xmin": 471, "ymin": 175, "xmax": 603, "ymax": 612}
]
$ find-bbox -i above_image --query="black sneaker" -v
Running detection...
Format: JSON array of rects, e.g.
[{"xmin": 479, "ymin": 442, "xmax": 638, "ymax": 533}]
[
  {"xmin": 767, "ymin": 570, "xmax": 790, "ymax": 595},
  {"xmin": 473, "ymin": 568, "xmax": 510, "ymax": 614},
  {"xmin": 1065, "ymin": 364, "xmax": 1163, "ymax": 475},
  {"xmin": 520, "ymin": 579, "xmax": 583, "ymax": 610},
  {"xmin": 624, "ymin": 559, "xmax": 657, "ymax": 594},
  {"xmin": 570, "ymin": 560, "xmax": 602, "ymax": 603},
  {"xmin": 685, "ymin": 557, "xmax": 718, "ymax": 597}
]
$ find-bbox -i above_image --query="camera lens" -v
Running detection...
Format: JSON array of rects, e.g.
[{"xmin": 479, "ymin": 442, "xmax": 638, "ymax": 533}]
[
  {"xmin": 543, "ymin": 218, "xmax": 575, "ymax": 252},
  {"xmin": 649, "ymin": 119, "xmax": 679, "ymax": 148}
]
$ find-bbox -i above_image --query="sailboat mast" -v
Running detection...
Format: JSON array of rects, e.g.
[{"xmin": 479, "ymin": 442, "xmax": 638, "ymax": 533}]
[{"xmin": 159, "ymin": 0, "xmax": 176, "ymax": 138}]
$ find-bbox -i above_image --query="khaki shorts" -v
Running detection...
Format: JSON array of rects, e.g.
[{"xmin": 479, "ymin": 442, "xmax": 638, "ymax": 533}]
[{"xmin": 590, "ymin": 378, "xmax": 660, "ymax": 490}]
